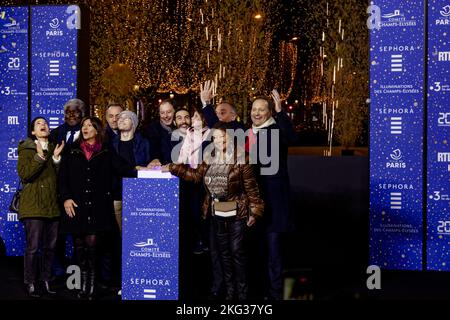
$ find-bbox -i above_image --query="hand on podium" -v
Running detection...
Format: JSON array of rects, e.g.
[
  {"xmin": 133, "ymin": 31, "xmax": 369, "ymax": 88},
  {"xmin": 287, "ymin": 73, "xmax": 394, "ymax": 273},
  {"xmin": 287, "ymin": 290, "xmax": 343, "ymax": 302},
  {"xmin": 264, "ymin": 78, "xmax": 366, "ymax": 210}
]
[{"xmin": 147, "ymin": 159, "xmax": 162, "ymax": 169}]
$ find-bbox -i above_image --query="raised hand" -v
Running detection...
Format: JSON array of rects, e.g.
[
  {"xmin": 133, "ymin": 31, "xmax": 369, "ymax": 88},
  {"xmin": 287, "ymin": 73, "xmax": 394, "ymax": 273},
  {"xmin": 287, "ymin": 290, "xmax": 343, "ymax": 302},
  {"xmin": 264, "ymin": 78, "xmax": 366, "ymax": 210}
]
[
  {"xmin": 271, "ymin": 89, "xmax": 282, "ymax": 113},
  {"xmin": 53, "ymin": 140, "xmax": 65, "ymax": 159},
  {"xmin": 200, "ymin": 80, "xmax": 216, "ymax": 106}
]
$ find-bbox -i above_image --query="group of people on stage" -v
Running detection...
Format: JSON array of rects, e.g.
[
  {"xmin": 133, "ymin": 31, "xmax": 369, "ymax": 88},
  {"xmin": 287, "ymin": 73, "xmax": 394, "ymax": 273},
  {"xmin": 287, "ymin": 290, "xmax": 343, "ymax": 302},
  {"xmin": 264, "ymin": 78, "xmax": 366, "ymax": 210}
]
[{"xmin": 16, "ymin": 80, "xmax": 296, "ymax": 301}]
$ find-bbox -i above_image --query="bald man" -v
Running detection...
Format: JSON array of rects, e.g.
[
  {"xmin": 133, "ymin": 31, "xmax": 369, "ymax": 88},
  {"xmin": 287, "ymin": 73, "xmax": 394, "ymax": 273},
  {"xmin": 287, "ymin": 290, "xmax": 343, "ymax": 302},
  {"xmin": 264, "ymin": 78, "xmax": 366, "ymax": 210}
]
[{"xmin": 199, "ymin": 80, "xmax": 245, "ymax": 130}]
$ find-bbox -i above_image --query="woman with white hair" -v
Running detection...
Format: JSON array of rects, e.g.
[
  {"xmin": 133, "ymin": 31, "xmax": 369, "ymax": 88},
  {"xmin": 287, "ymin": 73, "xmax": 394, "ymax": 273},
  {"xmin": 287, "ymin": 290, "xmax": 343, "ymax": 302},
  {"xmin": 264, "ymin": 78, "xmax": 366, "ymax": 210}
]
[{"xmin": 111, "ymin": 110, "xmax": 151, "ymax": 231}]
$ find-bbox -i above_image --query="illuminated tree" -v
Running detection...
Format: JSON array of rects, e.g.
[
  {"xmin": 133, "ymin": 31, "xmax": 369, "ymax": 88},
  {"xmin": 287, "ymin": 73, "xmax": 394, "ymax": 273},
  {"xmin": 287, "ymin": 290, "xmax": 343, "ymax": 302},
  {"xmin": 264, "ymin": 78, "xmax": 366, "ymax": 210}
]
[{"xmin": 3, "ymin": 0, "xmax": 368, "ymax": 147}]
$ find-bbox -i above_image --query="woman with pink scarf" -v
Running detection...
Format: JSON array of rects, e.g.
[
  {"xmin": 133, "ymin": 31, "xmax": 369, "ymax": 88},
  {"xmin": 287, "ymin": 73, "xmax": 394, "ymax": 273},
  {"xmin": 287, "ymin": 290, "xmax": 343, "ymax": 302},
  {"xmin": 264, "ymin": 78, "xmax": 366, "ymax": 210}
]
[{"xmin": 59, "ymin": 116, "xmax": 137, "ymax": 299}]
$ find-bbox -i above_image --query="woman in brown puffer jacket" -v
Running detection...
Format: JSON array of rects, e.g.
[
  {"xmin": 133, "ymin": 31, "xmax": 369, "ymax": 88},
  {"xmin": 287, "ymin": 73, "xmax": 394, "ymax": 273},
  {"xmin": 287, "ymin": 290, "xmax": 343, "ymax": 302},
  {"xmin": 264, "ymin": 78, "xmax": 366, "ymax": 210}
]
[{"xmin": 164, "ymin": 122, "xmax": 264, "ymax": 300}]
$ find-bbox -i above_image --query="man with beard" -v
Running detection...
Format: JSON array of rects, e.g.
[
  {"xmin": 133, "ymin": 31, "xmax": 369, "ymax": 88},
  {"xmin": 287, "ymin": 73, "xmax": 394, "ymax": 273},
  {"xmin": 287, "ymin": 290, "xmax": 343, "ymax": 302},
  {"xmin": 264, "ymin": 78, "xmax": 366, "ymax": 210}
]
[
  {"xmin": 170, "ymin": 108, "xmax": 191, "ymax": 161},
  {"xmin": 169, "ymin": 108, "xmax": 198, "ymax": 299}
]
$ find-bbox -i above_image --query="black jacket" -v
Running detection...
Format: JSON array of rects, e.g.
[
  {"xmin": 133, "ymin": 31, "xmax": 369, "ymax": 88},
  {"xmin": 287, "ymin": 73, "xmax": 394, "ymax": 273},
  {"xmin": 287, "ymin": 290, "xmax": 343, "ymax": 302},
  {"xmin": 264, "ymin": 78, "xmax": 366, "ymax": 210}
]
[
  {"xmin": 49, "ymin": 123, "xmax": 81, "ymax": 146},
  {"xmin": 143, "ymin": 120, "xmax": 174, "ymax": 164},
  {"xmin": 202, "ymin": 104, "xmax": 246, "ymax": 130},
  {"xmin": 58, "ymin": 142, "xmax": 136, "ymax": 234},
  {"xmin": 251, "ymin": 111, "xmax": 296, "ymax": 233}
]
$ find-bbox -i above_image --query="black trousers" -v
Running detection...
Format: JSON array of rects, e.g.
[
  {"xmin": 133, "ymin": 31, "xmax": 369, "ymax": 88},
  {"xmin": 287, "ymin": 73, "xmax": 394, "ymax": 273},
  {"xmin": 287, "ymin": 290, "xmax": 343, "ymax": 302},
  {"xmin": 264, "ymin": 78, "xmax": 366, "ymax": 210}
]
[
  {"xmin": 23, "ymin": 218, "xmax": 59, "ymax": 284},
  {"xmin": 267, "ymin": 232, "xmax": 283, "ymax": 300},
  {"xmin": 213, "ymin": 216, "xmax": 247, "ymax": 300},
  {"xmin": 209, "ymin": 217, "xmax": 223, "ymax": 294}
]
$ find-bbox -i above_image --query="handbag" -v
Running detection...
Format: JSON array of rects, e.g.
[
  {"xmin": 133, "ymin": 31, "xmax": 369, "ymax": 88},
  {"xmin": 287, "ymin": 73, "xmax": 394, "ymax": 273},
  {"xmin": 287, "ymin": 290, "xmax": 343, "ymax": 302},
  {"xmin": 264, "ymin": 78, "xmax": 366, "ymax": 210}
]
[
  {"xmin": 213, "ymin": 200, "xmax": 237, "ymax": 218},
  {"xmin": 9, "ymin": 180, "xmax": 23, "ymax": 213}
]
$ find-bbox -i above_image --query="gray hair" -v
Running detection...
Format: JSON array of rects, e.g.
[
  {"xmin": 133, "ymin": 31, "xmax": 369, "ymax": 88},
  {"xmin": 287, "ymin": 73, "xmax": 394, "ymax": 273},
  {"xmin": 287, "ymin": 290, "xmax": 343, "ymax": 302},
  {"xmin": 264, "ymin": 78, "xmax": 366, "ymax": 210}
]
[
  {"xmin": 216, "ymin": 101, "xmax": 237, "ymax": 115},
  {"xmin": 64, "ymin": 98, "xmax": 86, "ymax": 117},
  {"xmin": 118, "ymin": 110, "xmax": 139, "ymax": 133}
]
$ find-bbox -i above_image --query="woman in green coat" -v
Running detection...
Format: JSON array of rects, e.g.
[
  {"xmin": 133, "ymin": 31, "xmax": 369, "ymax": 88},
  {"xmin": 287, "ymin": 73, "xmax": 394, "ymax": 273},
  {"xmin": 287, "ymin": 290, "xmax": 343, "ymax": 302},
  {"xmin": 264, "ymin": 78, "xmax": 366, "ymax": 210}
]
[{"xmin": 17, "ymin": 117, "xmax": 64, "ymax": 298}]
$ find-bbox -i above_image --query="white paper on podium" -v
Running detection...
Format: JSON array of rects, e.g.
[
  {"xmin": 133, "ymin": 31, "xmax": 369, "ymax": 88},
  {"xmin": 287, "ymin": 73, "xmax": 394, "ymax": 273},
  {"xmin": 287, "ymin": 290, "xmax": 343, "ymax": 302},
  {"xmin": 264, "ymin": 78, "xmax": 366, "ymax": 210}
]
[{"xmin": 137, "ymin": 169, "xmax": 174, "ymax": 179}]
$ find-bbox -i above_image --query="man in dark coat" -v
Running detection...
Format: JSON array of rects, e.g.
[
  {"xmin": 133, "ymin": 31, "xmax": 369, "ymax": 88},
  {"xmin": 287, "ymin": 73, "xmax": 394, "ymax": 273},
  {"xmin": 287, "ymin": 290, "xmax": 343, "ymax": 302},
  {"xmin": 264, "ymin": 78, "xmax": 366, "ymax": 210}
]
[
  {"xmin": 49, "ymin": 98, "xmax": 86, "ymax": 147},
  {"xmin": 104, "ymin": 103, "xmax": 124, "ymax": 149},
  {"xmin": 49, "ymin": 98, "xmax": 86, "ymax": 279},
  {"xmin": 142, "ymin": 99, "xmax": 176, "ymax": 164},
  {"xmin": 248, "ymin": 90, "xmax": 297, "ymax": 300},
  {"xmin": 199, "ymin": 80, "xmax": 246, "ymax": 131},
  {"xmin": 101, "ymin": 102, "xmax": 123, "ymax": 291}
]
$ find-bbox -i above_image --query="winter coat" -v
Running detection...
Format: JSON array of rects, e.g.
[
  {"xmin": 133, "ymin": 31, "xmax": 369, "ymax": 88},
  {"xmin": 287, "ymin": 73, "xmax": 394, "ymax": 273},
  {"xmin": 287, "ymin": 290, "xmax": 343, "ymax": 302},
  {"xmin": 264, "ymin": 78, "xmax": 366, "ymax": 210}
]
[
  {"xmin": 202, "ymin": 104, "xmax": 246, "ymax": 130},
  {"xmin": 17, "ymin": 138, "xmax": 60, "ymax": 220},
  {"xmin": 110, "ymin": 132, "xmax": 151, "ymax": 200},
  {"xmin": 58, "ymin": 142, "xmax": 136, "ymax": 234},
  {"xmin": 143, "ymin": 120, "xmax": 174, "ymax": 164},
  {"xmin": 111, "ymin": 132, "xmax": 151, "ymax": 167},
  {"xmin": 250, "ymin": 110, "xmax": 297, "ymax": 233},
  {"xmin": 169, "ymin": 159, "xmax": 264, "ymax": 220}
]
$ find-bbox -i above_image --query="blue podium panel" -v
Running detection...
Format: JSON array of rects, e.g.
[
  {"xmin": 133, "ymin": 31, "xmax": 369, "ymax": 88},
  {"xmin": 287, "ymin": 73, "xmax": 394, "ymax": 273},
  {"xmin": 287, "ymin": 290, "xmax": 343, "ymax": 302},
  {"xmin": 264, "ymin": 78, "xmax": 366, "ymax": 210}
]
[
  {"xmin": 426, "ymin": 0, "xmax": 450, "ymax": 270},
  {"xmin": 122, "ymin": 177, "xmax": 179, "ymax": 300},
  {"xmin": 369, "ymin": 0, "xmax": 425, "ymax": 270},
  {"xmin": 0, "ymin": 6, "xmax": 28, "ymax": 256}
]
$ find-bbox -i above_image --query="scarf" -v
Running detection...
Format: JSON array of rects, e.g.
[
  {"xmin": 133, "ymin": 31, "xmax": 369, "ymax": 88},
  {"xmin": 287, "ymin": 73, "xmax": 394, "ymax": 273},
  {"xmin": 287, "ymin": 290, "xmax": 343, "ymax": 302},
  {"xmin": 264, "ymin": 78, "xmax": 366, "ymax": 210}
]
[
  {"xmin": 80, "ymin": 140, "xmax": 102, "ymax": 161},
  {"xmin": 252, "ymin": 117, "xmax": 276, "ymax": 134},
  {"xmin": 35, "ymin": 140, "xmax": 49, "ymax": 151},
  {"xmin": 245, "ymin": 117, "xmax": 276, "ymax": 152},
  {"xmin": 160, "ymin": 121, "xmax": 173, "ymax": 134}
]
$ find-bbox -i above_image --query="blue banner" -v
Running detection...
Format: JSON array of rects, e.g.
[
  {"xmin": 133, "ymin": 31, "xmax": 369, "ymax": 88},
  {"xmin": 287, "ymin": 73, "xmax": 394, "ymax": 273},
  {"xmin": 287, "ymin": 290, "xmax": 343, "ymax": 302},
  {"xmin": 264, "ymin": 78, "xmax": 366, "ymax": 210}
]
[
  {"xmin": 426, "ymin": 0, "xmax": 450, "ymax": 271},
  {"xmin": 0, "ymin": 6, "xmax": 29, "ymax": 256},
  {"xmin": 369, "ymin": 0, "xmax": 425, "ymax": 270},
  {"xmin": 122, "ymin": 178, "xmax": 179, "ymax": 300},
  {"xmin": 31, "ymin": 5, "xmax": 79, "ymax": 129},
  {"xmin": 0, "ymin": 5, "xmax": 81, "ymax": 256}
]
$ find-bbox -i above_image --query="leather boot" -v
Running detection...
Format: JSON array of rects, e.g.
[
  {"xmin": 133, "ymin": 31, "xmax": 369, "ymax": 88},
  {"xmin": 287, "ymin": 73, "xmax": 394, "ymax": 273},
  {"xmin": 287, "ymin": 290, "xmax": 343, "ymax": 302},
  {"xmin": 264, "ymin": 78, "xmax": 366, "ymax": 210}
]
[
  {"xmin": 42, "ymin": 281, "xmax": 56, "ymax": 295},
  {"xmin": 87, "ymin": 270, "xmax": 95, "ymax": 300},
  {"xmin": 76, "ymin": 245, "xmax": 88, "ymax": 299},
  {"xmin": 77, "ymin": 271, "xmax": 88, "ymax": 299},
  {"xmin": 26, "ymin": 283, "xmax": 41, "ymax": 298},
  {"xmin": 222, "ymin": 254, "xmax": 234, "ymax": 300},
  {"xmin": 86, "ymin": 247, "xmax": 96, "ymax": 300}
]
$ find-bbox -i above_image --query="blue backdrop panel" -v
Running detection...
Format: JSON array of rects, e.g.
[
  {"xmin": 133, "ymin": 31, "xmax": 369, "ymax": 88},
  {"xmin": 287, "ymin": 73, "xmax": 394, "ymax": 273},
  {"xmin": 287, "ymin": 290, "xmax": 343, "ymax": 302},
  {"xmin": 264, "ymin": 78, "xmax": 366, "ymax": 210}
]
[
  {"xmin": 369, "ymin": 0, "xmax": 425, "ymax": 270},
  {"xmin": 122, "ymin": 178, "xmax": 179, "ymax": 300},
  {"xmin": 0, "ymin": 5, "xmax": 80, "ymax": 256},
  {"xmin": 31, "ymin": 5, "xmax": 78, "ymax": 129},
  {"xmin": 0, "ymin": 6, "xmax": 29, "ymax": 256},
  {"xmin": 426, "ymin": 0, "xmax": 450, "ymax": 271}
]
